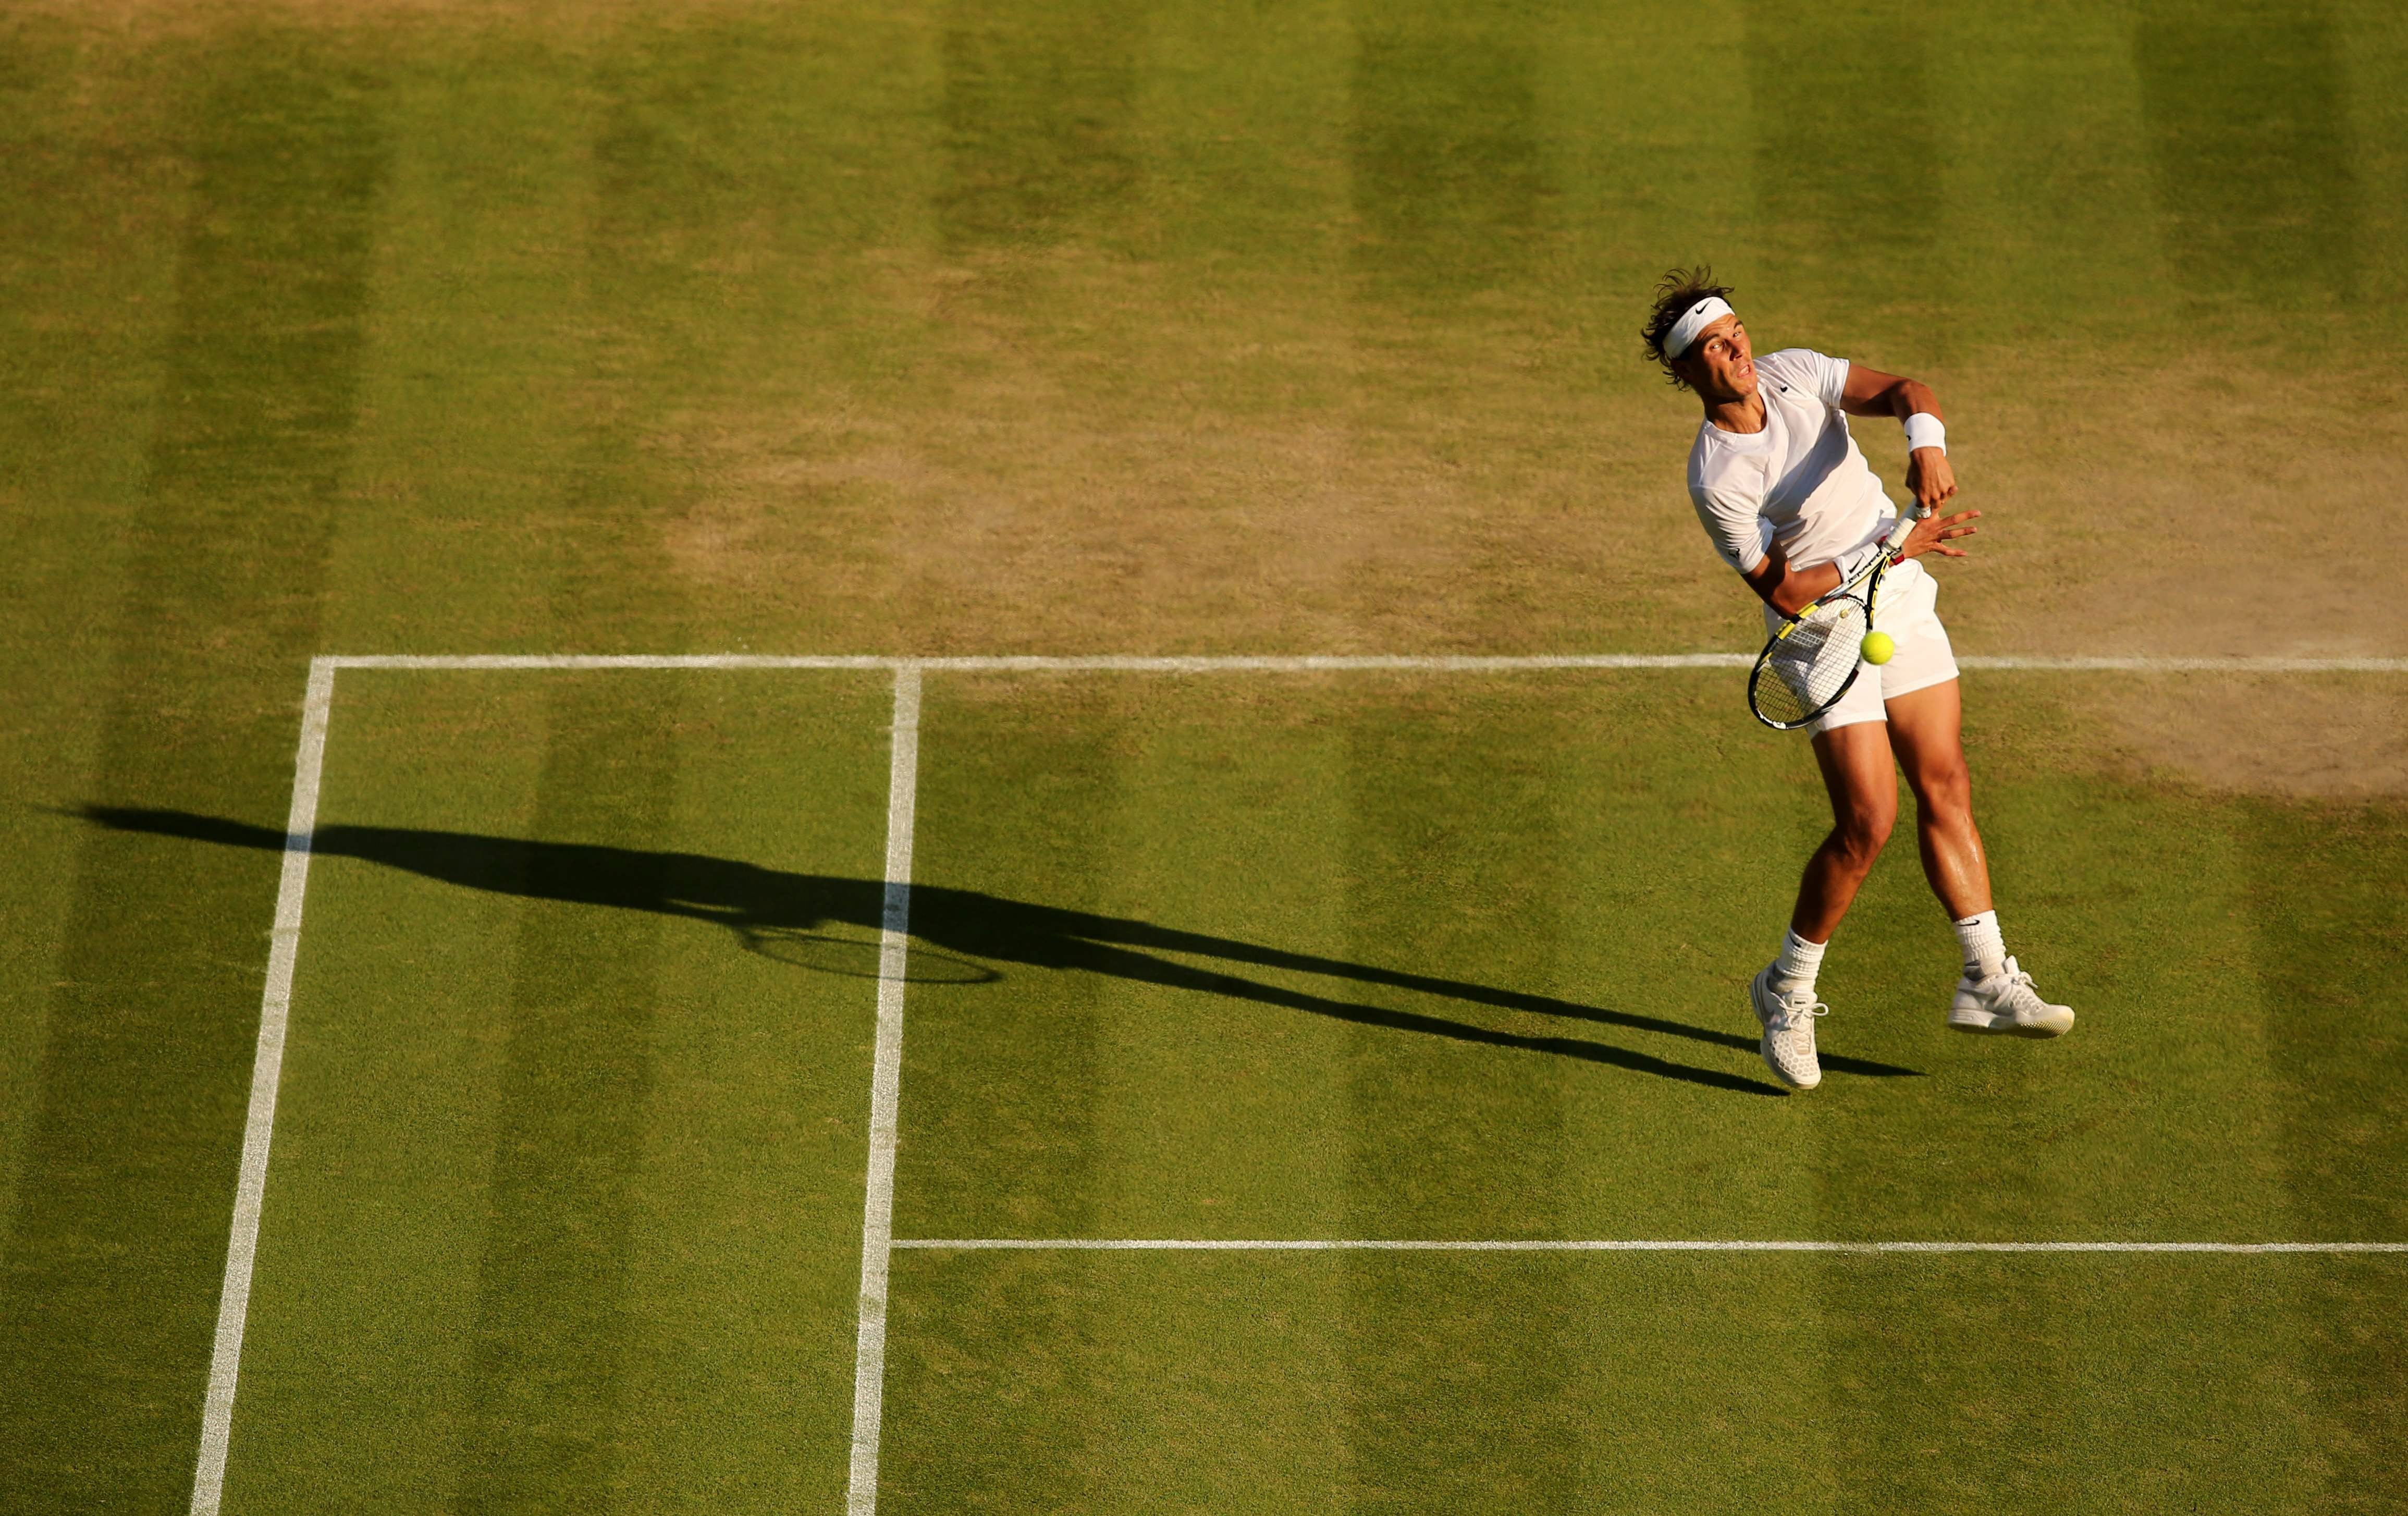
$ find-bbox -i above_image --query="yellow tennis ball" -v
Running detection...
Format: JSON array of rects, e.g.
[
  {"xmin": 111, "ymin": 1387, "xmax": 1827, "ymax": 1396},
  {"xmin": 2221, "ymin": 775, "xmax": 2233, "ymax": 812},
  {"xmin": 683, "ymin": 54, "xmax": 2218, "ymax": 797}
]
[{"xmin": 1861, "ymin": 631, "xmax": 1896, "ymax": 665}]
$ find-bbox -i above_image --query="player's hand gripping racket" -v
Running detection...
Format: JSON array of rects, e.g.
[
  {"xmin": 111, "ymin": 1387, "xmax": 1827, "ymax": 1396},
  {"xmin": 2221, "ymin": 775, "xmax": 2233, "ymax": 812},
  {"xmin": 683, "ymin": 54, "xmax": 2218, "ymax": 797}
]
[{"xmin": 1747, "ymin": 513, "xmax": 1920, "ymax": 731}]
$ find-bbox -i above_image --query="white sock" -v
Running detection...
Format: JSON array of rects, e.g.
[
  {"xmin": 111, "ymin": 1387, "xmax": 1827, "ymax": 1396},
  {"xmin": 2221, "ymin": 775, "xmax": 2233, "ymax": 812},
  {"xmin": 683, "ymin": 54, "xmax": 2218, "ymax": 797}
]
[
  {"xmin": 1773, "ymin": 928, "xmax": 1827, "ymax": 993},
  {"xmin": 1954, "ymin": 910, "xmax": 2007, "ymax": 980}
]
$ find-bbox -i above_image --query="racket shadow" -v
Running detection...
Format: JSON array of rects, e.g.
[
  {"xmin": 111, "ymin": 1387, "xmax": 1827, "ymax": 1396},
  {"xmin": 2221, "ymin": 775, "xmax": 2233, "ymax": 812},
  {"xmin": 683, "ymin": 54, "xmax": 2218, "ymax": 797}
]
[{"xmin": 71, "ymin": 806, "xmax": 1920, "ymax": 1093}]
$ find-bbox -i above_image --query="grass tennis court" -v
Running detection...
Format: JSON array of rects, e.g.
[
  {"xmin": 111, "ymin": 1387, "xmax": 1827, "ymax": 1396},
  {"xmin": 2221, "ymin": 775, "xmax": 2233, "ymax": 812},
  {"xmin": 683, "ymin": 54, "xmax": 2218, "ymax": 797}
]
[
  {"xmin": 2, "ymin": 0, "xmax": 2406, "ymax": 1509},
  {"xmin": 79, "ymin": 658, "xmax": 2408, "ymax": 1512}
]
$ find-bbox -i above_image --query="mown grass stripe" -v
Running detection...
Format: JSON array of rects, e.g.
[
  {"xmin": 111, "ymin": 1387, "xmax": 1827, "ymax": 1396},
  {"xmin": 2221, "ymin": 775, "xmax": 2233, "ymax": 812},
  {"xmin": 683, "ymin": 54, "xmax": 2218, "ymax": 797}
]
[
  {"xmin": 450, "ymin": 674, "xmax": 685, "ymax": 1512},
  {"xmin": 1, "ymin": 48, "xmax": 386, "ymax": 1511}
]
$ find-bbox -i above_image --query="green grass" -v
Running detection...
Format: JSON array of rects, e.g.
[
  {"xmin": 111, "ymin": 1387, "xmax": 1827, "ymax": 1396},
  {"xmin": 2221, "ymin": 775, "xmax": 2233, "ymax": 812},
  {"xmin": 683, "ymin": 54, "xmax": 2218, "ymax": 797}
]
[
  {"xmin": 172, "ymin": 671, "xmax": 897, "ymax": 1511},
  {"xmin": 2, "ymin": 0, "xmax": 2406, "ymax": 1509},
  {"xmin": 54, "ymin": 666, "xmax": 2408, "ymax": 1511}
]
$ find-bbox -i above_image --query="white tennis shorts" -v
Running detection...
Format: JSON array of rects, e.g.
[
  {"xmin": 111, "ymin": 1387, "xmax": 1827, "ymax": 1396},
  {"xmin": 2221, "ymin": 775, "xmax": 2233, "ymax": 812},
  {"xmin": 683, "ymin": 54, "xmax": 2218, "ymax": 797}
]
[{"xmin": 1761, "ymin": 555, "xmax": 1960, "ymax": 736}]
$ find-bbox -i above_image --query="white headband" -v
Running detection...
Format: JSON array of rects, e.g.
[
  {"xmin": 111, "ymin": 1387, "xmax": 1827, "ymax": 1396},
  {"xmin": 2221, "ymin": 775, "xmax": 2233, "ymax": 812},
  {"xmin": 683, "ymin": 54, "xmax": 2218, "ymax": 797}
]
[{"xmin": 1664, "ymin": 296, "xmax": 1733, "ymax": 359}]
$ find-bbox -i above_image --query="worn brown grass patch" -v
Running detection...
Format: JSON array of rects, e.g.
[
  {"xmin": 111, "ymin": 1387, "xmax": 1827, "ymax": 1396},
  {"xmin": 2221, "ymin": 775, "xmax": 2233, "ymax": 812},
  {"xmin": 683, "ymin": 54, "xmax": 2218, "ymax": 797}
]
[
  {"xmin": 655, "ymin": 249, "xmax": 2407, "ymax": 794},
  {"xmin": 24, "ymin": 2, "xmax": 2399, "ymax": 794},
  {"xmin": 2093, "ymin": 679, "xmax": 2408, "ymax": 800}
]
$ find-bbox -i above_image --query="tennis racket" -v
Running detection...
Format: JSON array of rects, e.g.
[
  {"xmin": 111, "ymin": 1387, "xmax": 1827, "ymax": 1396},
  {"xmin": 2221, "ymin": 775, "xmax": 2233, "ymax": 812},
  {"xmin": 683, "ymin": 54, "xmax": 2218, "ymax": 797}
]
[
  {"xmin": 733, "ymin": 922, "xmax": 999, "ymax": 984},
  {"xmin": 1747, "ymin": 515, "xmax": 1917, "ymax": 731}
]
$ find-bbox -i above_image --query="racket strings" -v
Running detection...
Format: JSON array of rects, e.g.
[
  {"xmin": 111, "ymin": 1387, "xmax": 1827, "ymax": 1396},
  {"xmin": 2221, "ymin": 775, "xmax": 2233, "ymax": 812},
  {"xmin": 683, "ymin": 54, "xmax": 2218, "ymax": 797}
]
[{"xmin": 1753, "ymin": 599, "xmax": 1868, "ymax": 727}]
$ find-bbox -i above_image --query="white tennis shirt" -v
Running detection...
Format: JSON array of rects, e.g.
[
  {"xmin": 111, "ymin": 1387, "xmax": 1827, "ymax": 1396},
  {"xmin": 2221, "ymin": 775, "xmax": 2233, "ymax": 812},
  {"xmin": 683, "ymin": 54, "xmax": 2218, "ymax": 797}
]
[{"xmin": 1685, "ymin": 347, "xmax": 1896, "ymax": 577}]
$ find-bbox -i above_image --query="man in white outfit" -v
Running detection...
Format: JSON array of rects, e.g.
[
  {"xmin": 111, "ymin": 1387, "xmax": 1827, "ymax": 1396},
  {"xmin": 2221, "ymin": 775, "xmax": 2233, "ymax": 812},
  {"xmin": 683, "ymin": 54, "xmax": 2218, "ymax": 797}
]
[{"xmin": 1643, "ymin": 268, "xmax": 2075, "ymax": 1091}]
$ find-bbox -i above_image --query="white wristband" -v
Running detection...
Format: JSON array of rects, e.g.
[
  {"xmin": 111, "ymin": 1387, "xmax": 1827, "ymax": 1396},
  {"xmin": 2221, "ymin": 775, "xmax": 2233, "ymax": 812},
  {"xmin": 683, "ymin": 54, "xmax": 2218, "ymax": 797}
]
[{"xmin": 1904, "ymin": 412, "xmax": 1946, "ymax": 454}]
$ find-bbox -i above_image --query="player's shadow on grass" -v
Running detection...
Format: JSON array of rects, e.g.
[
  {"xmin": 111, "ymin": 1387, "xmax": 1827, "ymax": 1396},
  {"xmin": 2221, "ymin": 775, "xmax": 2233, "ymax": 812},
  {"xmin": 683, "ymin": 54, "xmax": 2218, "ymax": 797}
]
[{"xmin": 76, "ymin": 806, "xmax": 1922, "ymax": 1094}]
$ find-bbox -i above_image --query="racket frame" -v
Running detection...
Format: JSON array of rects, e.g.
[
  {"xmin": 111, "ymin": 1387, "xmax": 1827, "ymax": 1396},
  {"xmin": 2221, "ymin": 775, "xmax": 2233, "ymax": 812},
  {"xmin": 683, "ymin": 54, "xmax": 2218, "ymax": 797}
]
[{"xmin": 1746, "ymin": 516, "xmax": 1910, "ymax": 732}]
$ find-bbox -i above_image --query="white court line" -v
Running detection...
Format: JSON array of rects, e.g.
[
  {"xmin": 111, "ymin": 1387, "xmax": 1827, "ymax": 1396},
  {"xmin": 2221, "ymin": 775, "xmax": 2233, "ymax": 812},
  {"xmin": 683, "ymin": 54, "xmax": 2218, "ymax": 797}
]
[
  {"xmin": 1958, "ymin": 655, "xmax": 2408, "ymax": 673},
  {"xmin": 316, "ymin": 653, "xmax": 2408, "ymax": 674},
  {"xmin": 894, "ymin": 1238, "xmax": 2408, "ymax": 1254},
  {"xmin": 326, "ymin": 654, "xmax": 902, "ymax": 670},
  {"xmin": 846, "ymin": 666, "xmax": 922, "ymax": 1516},
  {"xmin": 189, "ymin": 658, "xmax": 338, "ymax": 1516}
]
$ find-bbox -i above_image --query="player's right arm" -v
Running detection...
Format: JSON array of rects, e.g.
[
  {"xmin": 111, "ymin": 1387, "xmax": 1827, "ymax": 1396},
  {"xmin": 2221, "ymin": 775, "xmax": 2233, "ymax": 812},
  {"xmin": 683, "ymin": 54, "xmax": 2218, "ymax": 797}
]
[
  {"xmin": 1693, "ymin": 484, "xmax": 1852, "ymax": 618},
  {"xmin": 1740, "ymin": 541, "xmax": 1843, "ymax": 618},
  {"xmin": 1692, "ymin": 467, "xmax": 1976, "ymax": 618},
  {"xmin": 1737, "ymin": 511, "xmax": 1984, "ymax": 617}
]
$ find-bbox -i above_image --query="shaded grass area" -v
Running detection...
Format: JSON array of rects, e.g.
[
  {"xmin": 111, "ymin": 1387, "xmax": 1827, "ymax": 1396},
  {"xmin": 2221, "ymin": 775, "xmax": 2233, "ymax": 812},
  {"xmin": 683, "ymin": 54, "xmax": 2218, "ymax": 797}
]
[
  {"xmin": 207, "ymin": 673, "xmax": 892, "ymax": 1513},
  {"xmin": 39, "ymin": 668, "xmax": 2408, "ymax": 1511},
  {"xmin": 0, "ymin": 35, "xmax": 384, "ymax": 1509},
  {"xmin": 452, "ymin": 675, "xmax": 682, "ymax": 1514}
]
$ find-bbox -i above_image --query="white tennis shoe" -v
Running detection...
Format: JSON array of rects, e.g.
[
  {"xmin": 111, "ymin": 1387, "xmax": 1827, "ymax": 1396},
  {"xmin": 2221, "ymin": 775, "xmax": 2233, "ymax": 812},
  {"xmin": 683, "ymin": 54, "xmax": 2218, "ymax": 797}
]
[
  {"xmin": 1948, "ymin": 956, "xmax": 2074, "ymax": 1037},
  {"xmin": 1750, "ymin": 965, "xmax": 1827, "ymax": 1090}
]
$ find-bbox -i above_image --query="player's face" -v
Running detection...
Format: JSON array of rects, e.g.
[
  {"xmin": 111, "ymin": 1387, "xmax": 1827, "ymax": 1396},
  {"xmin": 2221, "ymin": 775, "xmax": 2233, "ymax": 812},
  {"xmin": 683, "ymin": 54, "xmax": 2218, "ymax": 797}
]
[{"xmin": 1680, "ymin": 314, "xmax": 1756, "ymax": 402}]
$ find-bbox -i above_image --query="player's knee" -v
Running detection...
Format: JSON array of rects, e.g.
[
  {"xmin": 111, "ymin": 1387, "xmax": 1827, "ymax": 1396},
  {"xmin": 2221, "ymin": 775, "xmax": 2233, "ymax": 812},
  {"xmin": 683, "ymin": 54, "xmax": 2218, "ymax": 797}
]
[
  {"xmin": 1915, "ymin": 759, "xmax": 1973, "ymax": 821},
  {"xmin": 1851, "ymin": 813, "xmax": 1896, "ymax": 860},
  {"xmin": 1831, "ymin": 808, "xmax": 1894, "ymax": 869}
]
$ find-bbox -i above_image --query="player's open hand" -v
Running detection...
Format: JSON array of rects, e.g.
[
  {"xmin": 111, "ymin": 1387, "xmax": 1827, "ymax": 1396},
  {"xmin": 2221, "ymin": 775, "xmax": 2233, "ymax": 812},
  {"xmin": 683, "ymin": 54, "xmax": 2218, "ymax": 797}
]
[
  {"xmin": 1895, "ymin": 506, "xmax": 1980, "ymax": 561},
  {"xmin": 1906, "ymin": 446, "xmax": 1957, "ymax": 513}
]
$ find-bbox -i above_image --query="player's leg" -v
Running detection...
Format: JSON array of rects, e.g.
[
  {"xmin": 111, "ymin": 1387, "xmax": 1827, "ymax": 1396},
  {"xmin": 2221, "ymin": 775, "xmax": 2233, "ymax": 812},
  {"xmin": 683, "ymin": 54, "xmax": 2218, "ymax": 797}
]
[
  {"xmin": 1881, "ymin": 679, "xmax": 1989, "ymax": 918},
  {"xmin": 1792, "ymin": 721, "xmax": 1899, "ymax": 941},
  {"xmin": 1886, "ymin": 680, "xmax": 2074, "ymax": 1037},
  {"xmin": 1749, "ymin": 718, "xmax": 1896, "ymax": 1090}
]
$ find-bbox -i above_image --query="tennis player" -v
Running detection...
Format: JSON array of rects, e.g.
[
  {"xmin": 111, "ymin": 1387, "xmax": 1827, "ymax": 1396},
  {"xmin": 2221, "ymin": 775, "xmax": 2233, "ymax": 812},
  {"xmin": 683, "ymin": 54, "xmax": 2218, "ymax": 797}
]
[{"xmin": 1643, "ymin": 269, "xmax": 2074, "ymax": 1091}]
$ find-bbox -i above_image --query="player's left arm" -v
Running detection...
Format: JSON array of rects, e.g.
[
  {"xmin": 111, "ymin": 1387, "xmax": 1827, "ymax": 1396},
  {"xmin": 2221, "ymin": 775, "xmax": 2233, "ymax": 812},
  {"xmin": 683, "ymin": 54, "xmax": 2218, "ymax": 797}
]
[{"xmin": 1838, "ymin": 364, "xmax": 1956, "ymax": 516}]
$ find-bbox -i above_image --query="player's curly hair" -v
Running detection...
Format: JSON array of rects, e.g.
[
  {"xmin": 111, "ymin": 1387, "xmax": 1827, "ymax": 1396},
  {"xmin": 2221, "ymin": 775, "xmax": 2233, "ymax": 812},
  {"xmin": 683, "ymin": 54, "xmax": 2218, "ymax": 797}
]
[{"xmin": 1641, "ymin": 266, "xmax": 1734, "ymax": 392}]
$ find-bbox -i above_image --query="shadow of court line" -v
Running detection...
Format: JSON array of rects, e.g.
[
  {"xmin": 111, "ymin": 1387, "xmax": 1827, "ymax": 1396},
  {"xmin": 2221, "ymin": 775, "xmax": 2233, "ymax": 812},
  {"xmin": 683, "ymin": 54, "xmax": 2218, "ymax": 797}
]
[{"xmin": 73, "ymin": 806, "xmax": 1926, "ymax": 1096}]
